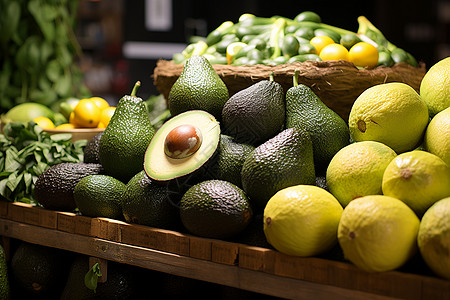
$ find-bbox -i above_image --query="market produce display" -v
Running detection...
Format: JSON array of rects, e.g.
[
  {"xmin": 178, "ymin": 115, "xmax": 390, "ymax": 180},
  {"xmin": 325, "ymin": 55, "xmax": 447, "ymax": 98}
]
[
  {"xmin": 173, "ymin": 12, "xmax": 418, "ymax": 68},
  {"xmin": 0, "ymin": 9, "xmax": 450, "ymax": 299}
]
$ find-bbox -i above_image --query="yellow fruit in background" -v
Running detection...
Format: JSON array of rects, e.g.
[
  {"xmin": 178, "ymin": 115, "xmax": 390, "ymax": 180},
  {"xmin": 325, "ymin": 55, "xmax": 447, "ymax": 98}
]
[
  {"xmin": 72, "ymin": 98, "xmax": 101, "ymax": 128},
  {"xmin": 348, "ymin": 42, "xmax": 379, "ymax": 68},
  {"xmin": 33, "ymin": 116, "xmax": 55, "ymax": 129},
  {"xmin": 418, "ymin": 197, "xmax": 450, "ymax": 280},
  {"xmin": 348, "ymin": 82, "xmax": 429, "ymax": 153},
  {"xmin": 55, "ymin": 123, "xmax": 76, "ymax": 130},
  {"xmin": 326, "ymin": 141, "xmax": 397, "ymax": 207},
  {"xmin": 319, "ymin": 43, "xmax": 349, "ymax": 61},
  {"xmin": 99, "ymin": 106, "xmax": 116, "ymax": 128},
  {"xmin": 424, "ymin": 107, "xmax": 450, "ymax": 166},
  {"xmin": 382, "ymin": 150, "xmax": 450, "ymax": 216},
  {"xmin": 420, "ymin": 57, "xmax": 450, "ymax": 117},
  {"xmin": 263, "ymin": 185, "xmax": 343, "ymax": 257},
  {"xmin": 226, "ymin": 42, "xmax": 247, "ymax": 64},
  {"xmin": 338, "ymin": 195, "xmax": 419, "ymax": 272},
  {"xmin": 90, "ymin": 96, "xmax": 110, "ymax": 111},
  {"xmin": 310, "ymin": 35, "xmax": 335, "ymax": 55}
]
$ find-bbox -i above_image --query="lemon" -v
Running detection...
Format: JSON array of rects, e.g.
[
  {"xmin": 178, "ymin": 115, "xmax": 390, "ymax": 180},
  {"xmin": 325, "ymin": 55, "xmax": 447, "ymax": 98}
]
[
  {"xmin": 348, "ymin": 42, "xmax": 379, "ymax": 68},
  {"xmin": 338, "ymin": 195, "xmax": 420, "ymax": 272},
  {"xmin": 99, "ymin": 106, "xmax": 116, "ymax": 128},
  {"xmin": 319, "ymin": 43, "xmax": 349, "ymax": 61},
  {"xmin": 33, "ymin": 116, "xmax": 55, "ymax": 129},
  {"xmin": 226, "ymin": 42, "xmax": 247, "ymax": 65},
  {"xmin": 348, "ymin": 82, "xmax": 429, "ymax": 153},
  {"xmin": 72, "ymin": 98, "xmax": 101, "ymax": 128},
  {"xmin": 55, "ymin": 123, "xmax": 76, "ymax": 130},
  {"xmin": 424, "ymin": 107, "xmax": 450, "ymax": 166},
  {"xmin": 418, "ymin": 197, "xmax": 450, "ymax": 280},
  {"xmin": 263, "ymin": 185, "xmax": 343, "ymax": 257},
  {"xmin": 382, "ymin": 150, "xmax": 450, "ymax": 216},
  {"xmin": 89, "ymin": 96, "xmax": 110, "ymax": 111},
  {"xmin": 420, "ymin": 57, "xmax": 450, "ymax": 117},
  {"xmin": 310, "ymin": 36, "xmax": 335, "ymax": 55},
  {"xmin": 326, "ymin": 141, "xmax": 397, "ymax": 207}
]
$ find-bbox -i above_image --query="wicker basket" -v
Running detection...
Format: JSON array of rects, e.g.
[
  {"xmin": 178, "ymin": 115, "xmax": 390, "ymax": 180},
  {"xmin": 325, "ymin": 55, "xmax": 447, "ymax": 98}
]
[{"xmin": 152, "ymin": 59, "xmax": 427, "ymax": 121}]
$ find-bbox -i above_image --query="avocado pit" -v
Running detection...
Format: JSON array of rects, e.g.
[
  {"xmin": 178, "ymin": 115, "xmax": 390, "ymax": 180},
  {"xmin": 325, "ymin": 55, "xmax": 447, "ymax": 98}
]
[{"xmin": 164, "ymin": 124, "xmax": 203, "ymax": 159}]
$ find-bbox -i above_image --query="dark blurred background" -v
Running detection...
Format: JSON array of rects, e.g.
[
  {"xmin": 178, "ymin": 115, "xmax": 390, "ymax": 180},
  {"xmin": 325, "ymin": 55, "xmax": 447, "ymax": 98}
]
[{"xmin": 75, "ymin": 0, "xmax": 450, "ymax": 104}]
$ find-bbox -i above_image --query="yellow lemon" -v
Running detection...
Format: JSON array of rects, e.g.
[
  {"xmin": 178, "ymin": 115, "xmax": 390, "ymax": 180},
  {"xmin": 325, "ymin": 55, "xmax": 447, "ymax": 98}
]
[
  {"xmin": 382, "ymin": 150, "xmax": 450, "ymax": 216},
  {"xmin": 319, "ymin": 43, "xmax": 349, "ymax": 61},
  {"xmin": 348, "ymin": 82, "xmax": 429, "ymax": 153},
  {"xmin": 310, "ymin": 35, "xmax": 335, "ymax": 55},
  {"xmin": 326, "ymin": 141, "xmax": 397, "ymax": 207},
  {"xmin": 338, "ymin": 195, "xmax": 420, "ymax": 272},
  {"xmin": 418, "ymin": 197, "xmax": 450, "ymax": 280},
  {"xmin": 55, "ymin": 123, "xmax": 76, "ymax": 130},
  {"xmin": 263, "ymin": 185, "xmax": 343, "ymax": 257},
  {"xmin": 72, "ymin": 98, "xmax": 101, "ymax": 128},
  {"xmin": 99, "ymin": 106, "xmax": 116, "ymax": 128},
  {"xmin": 420, "ymin": 57, "xmax": 450, "ymax": 117},
  {"xmin": 90, "ymin": 96, "xmax": 110, "ymax": 111},
  {"xmin": 348, "ymin": 42, "xmax": 379, "ymax": 68},
  {"xmin": 424, "ymin": 107, "xmax": 450, "ymax": 166},
  {"xmin": 33, "ymin": 116, "xmax": 55, "ymax": 129}
]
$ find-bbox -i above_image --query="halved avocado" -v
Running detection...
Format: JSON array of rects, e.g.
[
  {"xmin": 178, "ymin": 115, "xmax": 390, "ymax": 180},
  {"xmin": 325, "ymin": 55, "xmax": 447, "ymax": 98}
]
[{"xmin": 144, "ymin": 110, "xmax": 220, "ymax": 181}]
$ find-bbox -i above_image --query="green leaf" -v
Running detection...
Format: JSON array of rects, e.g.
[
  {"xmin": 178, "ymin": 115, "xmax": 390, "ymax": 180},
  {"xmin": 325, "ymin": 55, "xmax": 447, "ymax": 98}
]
[
  {"xmin": 84, "ymin": 263, "xmax": 102, "ymax": 292},
  {"xmin": 0, "ymin": 1, "xmax": 21, "ymax": 49},
  {"xmin": 54, "ymin": 75, "xmax": 71, "ymax": 97},
  {"xmin": 46, "ymin": 60, "xmax": 62, "ymax": 82},
  {"xmin": 28, "ymin": 0, "xmax": 55, "ymax": 41}
]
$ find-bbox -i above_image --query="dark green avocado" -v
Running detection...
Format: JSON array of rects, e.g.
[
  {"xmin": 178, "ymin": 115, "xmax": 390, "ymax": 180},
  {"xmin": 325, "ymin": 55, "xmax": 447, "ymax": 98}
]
[
  {"xmin": 221, "ymin": 73, "xmax": 285, "ymax": 146},
  {"xmin": 180, "ymin": 179, "xmax": 252, "ymax": 239},
  {"xmin": 241, "ymin": 127, "xmax": 316, "ymax": 212},
  {"xmin": 33, "ymin": 162, "xmax": 104, "ymax": 211},
  {"xmin": 83, "ymin": 131, "xmax": 103, "ymax": 163}
]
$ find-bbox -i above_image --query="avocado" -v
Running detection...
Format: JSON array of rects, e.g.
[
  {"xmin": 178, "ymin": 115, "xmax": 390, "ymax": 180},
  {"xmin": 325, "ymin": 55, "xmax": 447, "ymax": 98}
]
[
  {"xmin": 180, "ymin": 179, "xmax": 252, "ymax": 239},
  {"xmin": 33, "ymin": 162, "xmax": 104, "ymax": 211},
  {"xmin": 10, "ymin": 242, "xmax": 70, "ymax": 297},
  {"xmin": 99, "ymin": 81, "xmax": 156, "ymax": 183},
  {"xmin": 83, "ymin": 131, "xmax": 103, "ymax": 163},
  {"xmin": 221, "ymin": 73, "xmax": 285, "ymax": 145},
  {"xmin": 168, "ymin": 55, "xmax": 229, "ymax": 121},
  {"xmin": 285, "ymin": 72, "xmax": 350, "ymax": 172},
  {"xmin": 0, "ymin": 244, "xmax": 10, "ymax": 300},
  {"xmin": 241, "ymin": 127, "xmax": 316, "ymax": 212},
  {"xmin": 74, "ymin": 174, "xmax": 126, "ymax": 219},
  {"xmin": 144, "ymin": 110, "xmax": 221, "ymax": 182},
  {"xmin": 122, "ymin": 170, "xmax": 180, "ymax": 230},
  {"xmin": 61, "ymin": 255, "xmax": 138, "ymax": 300},
  {"xmin": 213, "ymin": 134, "xmax": 255, "ymax": 188}
]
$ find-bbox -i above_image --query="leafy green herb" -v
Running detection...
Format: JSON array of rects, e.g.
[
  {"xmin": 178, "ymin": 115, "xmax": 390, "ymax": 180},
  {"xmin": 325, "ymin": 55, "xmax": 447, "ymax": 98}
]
[
  {"xmin": 84, "ymin": 262, "xmax": 102, "ymax": 293},
  {"xmin": 0, "ymin": 122, "xmax": 86, "ymax": 203}
]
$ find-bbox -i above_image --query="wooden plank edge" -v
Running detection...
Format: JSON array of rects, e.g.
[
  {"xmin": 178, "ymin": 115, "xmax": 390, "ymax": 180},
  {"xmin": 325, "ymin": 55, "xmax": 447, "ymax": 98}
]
[{"xmin": 0, "ymin": 218, "xmax": 398, "ymax": 300}]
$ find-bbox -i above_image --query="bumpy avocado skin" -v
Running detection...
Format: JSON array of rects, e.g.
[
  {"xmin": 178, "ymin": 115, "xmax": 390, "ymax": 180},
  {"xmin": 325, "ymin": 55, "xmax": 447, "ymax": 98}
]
[
  {"xmin": 222, "ymin": 79, "xmax": 285, "ymax": 146},
  {"xmin": 122, "ymin": 170, "xmax": 180, "ymax": 230},
  {"xmin": 33, "ymin": 162, "xmax": 104, "ymax": 211},
  {"xmin": 99, "ymin": 95, "xmax": 155, "ymax": 183},
  {"xmin": 168, "ymin": 55, "xmax": 229, "ymax": 121},
  {"xmin": 180, "ymin": 180, "xmax": 253, "ymax": 239},
  {"xmin": 286, "ymin": 84, "xmax": 350, "ymax": 172},
  {"xmin": 83, "ymin": 132, "xmax": 103, "ymax": 163},
  {"xmin": 241, "ymin": 127, "xmax": 316, "ymax": 212},
  {"xmin": 0, "ymin": 244, "xmax": 9, "ymax": 300}
]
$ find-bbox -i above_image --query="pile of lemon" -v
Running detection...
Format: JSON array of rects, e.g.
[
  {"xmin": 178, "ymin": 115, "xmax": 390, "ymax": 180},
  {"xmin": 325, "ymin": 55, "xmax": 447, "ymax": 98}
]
[
  {"xmin": 34, "ymin": 97, "xmax": 116, "ymax": 130},
  {"xmin": 263, "ymin": 56, "xmax": 450, "ymax": 278}
]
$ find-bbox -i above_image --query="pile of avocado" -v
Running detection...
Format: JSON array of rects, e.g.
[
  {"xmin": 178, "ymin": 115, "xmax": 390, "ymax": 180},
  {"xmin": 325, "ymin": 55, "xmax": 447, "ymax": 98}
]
[{"xmin": 32, "ymin": 52, "xmax": 349, "ymax": 244}]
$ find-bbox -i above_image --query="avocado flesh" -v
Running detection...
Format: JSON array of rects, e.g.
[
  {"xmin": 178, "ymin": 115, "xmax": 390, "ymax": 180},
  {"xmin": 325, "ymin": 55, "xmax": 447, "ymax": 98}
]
[
  {"xmin": 285, "ymin": 83, "xmax": 350, "ymax": 172},
  {"xmin": 180, "ymin": 179, "xmax": 253, "ymax": 239},
  {"xmin": 241, "ymin": 127, "xmax": 316, "ymax": 212},
  {"xmin": 33, "ymin": 162, "xmax": 105, "ymax": 211},
  {"xmin": 222, "ymin": 79, "xmax": 285, "ymax": 146},
  {"xmin": 168, "ymin": 55, "xmax": 229, "ymax": 121},
  {"xmin": 99, "ymin": 93, "xmax": 156, "ymax": 183},
  {"xmin": 144, "ymin": 110, "xmax": 220, "ymax": 181}
]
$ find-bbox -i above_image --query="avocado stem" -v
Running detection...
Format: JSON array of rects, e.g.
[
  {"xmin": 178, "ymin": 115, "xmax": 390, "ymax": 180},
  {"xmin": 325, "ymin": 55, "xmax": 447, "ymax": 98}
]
[
  {"xmin": 293, "ymin": 70, "xmax": 299, "ymax": 87},
  {"xmin": 131, "ymin": 81, "xmax": 141, "ymax": 97},
  {"xmin": 269, "ymin": 72, "xmax": 274, "ymax": 82}
]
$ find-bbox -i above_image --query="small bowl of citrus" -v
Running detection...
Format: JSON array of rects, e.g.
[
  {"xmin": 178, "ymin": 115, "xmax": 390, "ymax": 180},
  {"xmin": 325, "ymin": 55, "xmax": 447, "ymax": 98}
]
[{"xmin": 39, "ymin": 96, "xmax": 116, "ymax": 142}]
